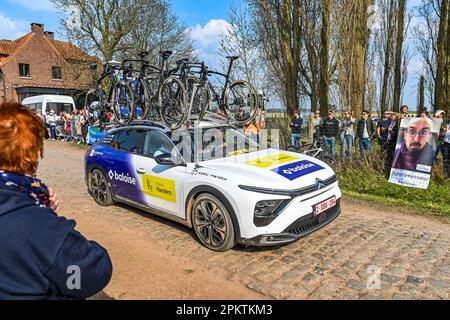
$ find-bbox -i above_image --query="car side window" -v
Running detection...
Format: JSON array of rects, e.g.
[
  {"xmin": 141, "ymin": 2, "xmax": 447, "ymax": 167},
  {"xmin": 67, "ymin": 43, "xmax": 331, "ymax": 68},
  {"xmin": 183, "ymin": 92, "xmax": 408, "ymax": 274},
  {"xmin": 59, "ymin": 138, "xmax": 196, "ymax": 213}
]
[
  {"xmin": 115, "ymin": 129, "xmax": 144, "ymax": 153},
  {"xmin": 144, "ymin": 130, "xmax": 175, "ymax": 158}
]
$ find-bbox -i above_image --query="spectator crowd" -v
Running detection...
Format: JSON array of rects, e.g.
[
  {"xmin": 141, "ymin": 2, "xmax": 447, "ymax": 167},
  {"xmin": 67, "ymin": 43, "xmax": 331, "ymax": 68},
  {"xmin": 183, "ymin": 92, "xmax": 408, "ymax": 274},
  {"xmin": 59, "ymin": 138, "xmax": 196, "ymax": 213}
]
[
  {"xmin": 36, "ymin": 109, "xmax": 117, "ymax": 145},
  {"xmin": 289, "ymin": 105, "xmax": 450, "ymax": 177}
]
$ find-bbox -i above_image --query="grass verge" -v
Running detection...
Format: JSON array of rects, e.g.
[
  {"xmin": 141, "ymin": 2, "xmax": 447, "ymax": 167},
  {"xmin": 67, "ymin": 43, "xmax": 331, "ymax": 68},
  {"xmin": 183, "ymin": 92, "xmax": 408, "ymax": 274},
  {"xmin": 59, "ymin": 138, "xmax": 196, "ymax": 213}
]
[{"xmin": 336, "ymin": 162, "xmax": 450, "ymax": 216}]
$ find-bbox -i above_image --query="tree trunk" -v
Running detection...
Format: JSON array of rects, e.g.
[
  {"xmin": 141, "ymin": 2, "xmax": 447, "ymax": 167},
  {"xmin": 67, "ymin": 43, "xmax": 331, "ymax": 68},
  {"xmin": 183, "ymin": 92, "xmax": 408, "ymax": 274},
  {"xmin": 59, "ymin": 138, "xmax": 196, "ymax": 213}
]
[
  {"xmin": 435, "ymin": 0, "xmax": 449, "ymax": 112},
  {"xmin": 392, "ymin": 0, "xmax": 406, "ymax": 113},
  {"xmin": 319, "ymin": 0, "xmax": 330, "ymax": 114},
  {"xmin": 419, "ymin": 75, "xmax": 425, "ymax": 112},
  {"xmin": 445, "ymin": 2, "xmax": 450, "ymax": 115},
  {"xmin": 380, "ymin": 0, "xmax": 396, "ymax": 113},
  {"xmin": 351, "ymin": 0, "xmax": 371, "ymax": 116}
]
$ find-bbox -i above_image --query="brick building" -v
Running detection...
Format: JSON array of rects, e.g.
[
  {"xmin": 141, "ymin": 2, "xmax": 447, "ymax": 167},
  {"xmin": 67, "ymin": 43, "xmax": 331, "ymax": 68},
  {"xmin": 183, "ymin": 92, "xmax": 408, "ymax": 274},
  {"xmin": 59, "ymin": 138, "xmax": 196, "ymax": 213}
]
[{"xmin": 0, "ymin": 23, "xmax": 96, "ymax": 106}]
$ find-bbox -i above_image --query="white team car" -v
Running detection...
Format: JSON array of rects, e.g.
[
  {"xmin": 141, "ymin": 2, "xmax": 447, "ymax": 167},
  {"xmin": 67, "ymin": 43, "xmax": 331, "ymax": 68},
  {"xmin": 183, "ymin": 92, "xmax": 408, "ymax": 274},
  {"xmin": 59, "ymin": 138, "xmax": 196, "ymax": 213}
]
[{"xmin": 84, "ymin": 121, "xmax": 342, "ymax": 251}]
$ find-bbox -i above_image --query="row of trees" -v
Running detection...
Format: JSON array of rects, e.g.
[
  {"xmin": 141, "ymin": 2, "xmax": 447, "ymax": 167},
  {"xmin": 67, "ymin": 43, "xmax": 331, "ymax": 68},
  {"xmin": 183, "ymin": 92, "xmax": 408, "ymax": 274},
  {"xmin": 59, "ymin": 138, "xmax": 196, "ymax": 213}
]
[{"xmin": 220, "ymin": 0, "xmax": 450, "ymax": 117}]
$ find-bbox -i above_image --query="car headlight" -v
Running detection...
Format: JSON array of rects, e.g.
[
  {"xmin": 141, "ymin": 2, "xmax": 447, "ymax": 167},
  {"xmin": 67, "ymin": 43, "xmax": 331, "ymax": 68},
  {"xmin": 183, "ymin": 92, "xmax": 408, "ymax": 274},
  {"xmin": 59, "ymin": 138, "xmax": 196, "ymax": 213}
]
[{"xmin": 254, "ymin": 199, "xmax": 290, "ymax": 227}]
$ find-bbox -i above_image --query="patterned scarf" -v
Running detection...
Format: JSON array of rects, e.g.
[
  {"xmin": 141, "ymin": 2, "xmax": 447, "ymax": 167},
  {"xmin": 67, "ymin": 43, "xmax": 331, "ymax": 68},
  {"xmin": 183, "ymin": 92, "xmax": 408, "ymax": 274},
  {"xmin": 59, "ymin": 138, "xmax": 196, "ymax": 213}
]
[{"xmin": 0, "ymin": 170, "xmax": 50, "ymax": 207}]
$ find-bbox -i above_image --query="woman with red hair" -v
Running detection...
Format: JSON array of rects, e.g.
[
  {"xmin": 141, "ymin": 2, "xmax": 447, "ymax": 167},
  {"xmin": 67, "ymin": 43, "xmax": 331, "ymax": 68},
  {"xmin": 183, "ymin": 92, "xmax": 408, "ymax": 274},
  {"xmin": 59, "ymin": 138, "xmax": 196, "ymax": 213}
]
[{"xmin": 0, "ymin": 101, "xmax": 112, "ymax": 300}]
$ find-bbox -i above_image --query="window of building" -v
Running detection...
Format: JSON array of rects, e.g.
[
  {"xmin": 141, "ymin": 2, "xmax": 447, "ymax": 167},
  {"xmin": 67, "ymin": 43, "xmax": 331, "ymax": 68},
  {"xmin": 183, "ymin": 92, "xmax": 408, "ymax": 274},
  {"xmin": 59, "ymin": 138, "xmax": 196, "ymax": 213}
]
[
  {"xmin": 19, "ymin": 64, "xmax": 30, "ymax": 78},
  {"xmin": 52, "ymin": 67, "xmax": 62, "ymax": 80}
]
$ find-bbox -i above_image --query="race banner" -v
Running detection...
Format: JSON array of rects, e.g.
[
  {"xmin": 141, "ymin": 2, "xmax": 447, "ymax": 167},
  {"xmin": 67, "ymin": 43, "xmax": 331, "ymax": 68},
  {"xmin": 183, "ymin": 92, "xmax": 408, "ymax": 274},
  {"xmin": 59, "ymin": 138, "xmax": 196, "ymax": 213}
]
[{"xmin": 389, "ymin": 117, "xmax": 443, "ymax": 189}]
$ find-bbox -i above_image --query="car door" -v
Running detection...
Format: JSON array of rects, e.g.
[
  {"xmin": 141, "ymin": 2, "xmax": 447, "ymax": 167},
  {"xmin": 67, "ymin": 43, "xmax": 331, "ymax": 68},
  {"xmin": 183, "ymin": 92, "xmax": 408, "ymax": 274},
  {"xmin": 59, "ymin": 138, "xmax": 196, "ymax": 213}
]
[
  {"xmin": 107, "ymin": 128, "xmax": 146, "ymax": 204},
  {"xmin": 132, "ymin": 129, "xmax": 187, "ymax": 219}
]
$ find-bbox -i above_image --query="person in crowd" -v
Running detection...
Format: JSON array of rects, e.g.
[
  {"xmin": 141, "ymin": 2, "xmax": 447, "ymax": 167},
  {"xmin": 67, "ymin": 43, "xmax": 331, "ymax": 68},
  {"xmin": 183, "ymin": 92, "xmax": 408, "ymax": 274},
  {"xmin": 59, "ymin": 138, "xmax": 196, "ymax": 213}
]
[
  {"xmin": 356, "ymin": 110, "xmax": 376, "ymax": 160},
  {"xmin": 0, "ymin": 101, "xmax": 112, "ymax": 299},
  {"xmin": 45, "ymin": 109, "xmax": 58, "ymax": 140},
  {"xmin": 243, "ymin": 119, "xmax": 259, "ymax": 141},
  {"xmin": 435, "ymin": 110, "xmax": 447, "ymax": 164},
  {"xmin": 75, "ymin": 110, "xmax": 83, "ymax": 143},
  {"xmin": 290, "ymin": 110, "xmax": 303, "ymax": 150},
  {"xmin": 420, "ymin": 110, "xmax": 431, "ymax": 118},
  {"xmin": 312, "ymin": 110, "xmax": 322, "ymax": 144},
  {"xmin": 400, "ymin": 105, "xmax": 411, "ymax": 118},
  {"xmin": 392, "ymin": 117, "xmax": 436, "ymax": 172},
  {"xmin": 340, "ymin": 111, "xmax": 355, "ymax": 162},
  {"xmin": 255, "ymin": 108, "xmax": 266, "ymax": 131},
  {"xmin": 79, "ymin": 109, "xmax": 89, "ymax": 144},
  {"xmin": 442, "ymin": 121, "xmax": 450, "ymax": 177},
  {"xmin": 386, "ymin": 112, "xmax": 400, "ymax": 170},
  {"xmin": 64, "ymin": 112, "xmax": 73, "ymax": 138},
  {"xmin": 321, "ymin": 110, "xmax": 340, "ymax": 160},
  {"xmin": 377, "ymin": 110, "xmax": 391, "ymax": 156}
]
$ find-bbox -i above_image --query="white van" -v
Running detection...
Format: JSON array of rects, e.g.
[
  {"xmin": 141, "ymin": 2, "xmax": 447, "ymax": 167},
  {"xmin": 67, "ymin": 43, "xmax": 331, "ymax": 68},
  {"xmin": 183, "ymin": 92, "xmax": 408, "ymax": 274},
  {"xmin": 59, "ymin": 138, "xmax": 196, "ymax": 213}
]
[{"xmin": 21, "ymin": 95, "xmax": 76, "ymax": 115}]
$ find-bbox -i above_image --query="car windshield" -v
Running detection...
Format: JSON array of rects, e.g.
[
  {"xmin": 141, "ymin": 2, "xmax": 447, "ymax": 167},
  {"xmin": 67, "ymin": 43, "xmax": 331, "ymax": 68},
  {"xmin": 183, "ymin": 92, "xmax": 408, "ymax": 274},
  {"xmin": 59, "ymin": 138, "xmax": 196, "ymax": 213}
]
[{"xmin": 169, "ymin": 125, "xmax": 266, "ymax": 163}]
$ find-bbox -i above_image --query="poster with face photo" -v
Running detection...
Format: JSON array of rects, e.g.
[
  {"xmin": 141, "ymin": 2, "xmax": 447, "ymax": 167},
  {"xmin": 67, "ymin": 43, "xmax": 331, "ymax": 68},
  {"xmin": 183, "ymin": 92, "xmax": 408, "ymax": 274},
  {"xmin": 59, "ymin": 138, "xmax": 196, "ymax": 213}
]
[{"xmin": 389, "ymin": 117, "xmax": 443, "ymax": 189}]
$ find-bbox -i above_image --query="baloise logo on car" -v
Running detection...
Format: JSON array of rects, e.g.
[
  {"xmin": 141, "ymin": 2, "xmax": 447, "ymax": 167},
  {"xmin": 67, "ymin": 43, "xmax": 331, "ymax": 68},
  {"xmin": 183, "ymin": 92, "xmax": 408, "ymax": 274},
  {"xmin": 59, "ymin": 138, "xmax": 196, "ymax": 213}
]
[
  {"xmin": 108, "ymin": 170, "xmax": 137, "ymax": 185},
  {"xmin": 272, "ymin": 160, "xmax": 325, "ymax": 181}
]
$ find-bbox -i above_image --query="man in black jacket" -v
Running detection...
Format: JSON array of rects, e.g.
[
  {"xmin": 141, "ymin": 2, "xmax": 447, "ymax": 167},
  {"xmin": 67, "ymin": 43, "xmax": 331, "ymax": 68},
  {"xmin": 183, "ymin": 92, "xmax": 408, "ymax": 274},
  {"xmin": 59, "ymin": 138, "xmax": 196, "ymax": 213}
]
[
  {"xmin": 321, "ymin": 111, "xmax": 340, "ymax": 160},
  {"xmin": 356, "ymin": 110, "xmax": 376, "ymax": 160},
  {"xmin": 290, "ymin": 110, "xmax": 303, "ymax": 149}
]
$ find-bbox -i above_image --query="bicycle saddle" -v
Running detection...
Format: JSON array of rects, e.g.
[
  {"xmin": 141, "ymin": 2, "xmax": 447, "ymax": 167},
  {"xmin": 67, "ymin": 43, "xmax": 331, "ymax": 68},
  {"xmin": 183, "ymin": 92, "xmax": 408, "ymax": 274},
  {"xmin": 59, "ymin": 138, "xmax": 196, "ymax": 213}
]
[
  {"xmin": 176, "ymin": 58, "xmax": 189, "ymax": 65},
  {"xmin": 160, "ymin": 50, "xmax": 173, "ymax": 57},
  {"xmin": 106, "ymin": 60, "xmax": 122, "ymax": 68},
  {"xmin": 226, "ymin": 55, "xmax": 240, "ymax": 61},
  {"xmin": 139, "ymin": 51, "xmax": 149, "ymax": 58}
]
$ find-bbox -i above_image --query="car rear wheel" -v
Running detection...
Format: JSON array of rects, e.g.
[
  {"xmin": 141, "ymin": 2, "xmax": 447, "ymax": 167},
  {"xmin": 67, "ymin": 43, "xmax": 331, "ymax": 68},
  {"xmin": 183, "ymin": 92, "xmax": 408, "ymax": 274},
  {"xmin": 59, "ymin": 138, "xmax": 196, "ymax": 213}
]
[
  {"xmin": 192, "ymin": 194, "xmax": 236, "ymax": 251},
  {"xmin": 89, "ymin": 169, "xmax": 114, "ymax": 206}
]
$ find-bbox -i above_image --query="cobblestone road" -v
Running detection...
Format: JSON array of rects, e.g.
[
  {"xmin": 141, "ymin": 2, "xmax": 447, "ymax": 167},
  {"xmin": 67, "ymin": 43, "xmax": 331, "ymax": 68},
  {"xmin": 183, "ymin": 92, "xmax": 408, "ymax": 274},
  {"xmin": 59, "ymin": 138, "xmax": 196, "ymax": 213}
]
[{"xmin": 38, "ymin": 141, "xmax": 450, "ymax": 300}]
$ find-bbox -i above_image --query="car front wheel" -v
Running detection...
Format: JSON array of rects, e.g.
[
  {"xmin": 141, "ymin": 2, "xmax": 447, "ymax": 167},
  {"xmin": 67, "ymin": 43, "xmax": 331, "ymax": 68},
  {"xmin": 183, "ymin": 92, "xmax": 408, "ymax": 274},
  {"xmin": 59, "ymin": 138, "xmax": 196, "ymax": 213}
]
[
  {"xmin": 89, "ymin": 169, "xmax": 114, "ymax": 206},
  {"xmin": 192, "ymin": 193, "xmax": 236, "ymax": 251}
]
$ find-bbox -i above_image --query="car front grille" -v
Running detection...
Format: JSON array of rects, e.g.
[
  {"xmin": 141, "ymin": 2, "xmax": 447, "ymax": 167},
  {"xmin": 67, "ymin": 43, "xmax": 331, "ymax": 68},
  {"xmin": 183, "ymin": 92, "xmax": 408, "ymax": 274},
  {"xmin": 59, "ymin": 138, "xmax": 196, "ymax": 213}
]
[
  {"xmin": 283, "ymin": 199, "xmax": 341, "ymax": 235},
  {"xmin": 290, "ymin": 175, "xmax": 337, "ymax": 197}
]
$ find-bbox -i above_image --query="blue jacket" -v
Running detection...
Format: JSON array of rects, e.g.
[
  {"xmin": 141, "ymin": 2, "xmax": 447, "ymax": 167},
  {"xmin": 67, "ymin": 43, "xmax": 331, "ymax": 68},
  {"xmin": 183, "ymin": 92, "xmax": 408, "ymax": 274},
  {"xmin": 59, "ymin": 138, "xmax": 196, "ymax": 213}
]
[{"xmin": 0, "ymin": 189, "xmax": 112, "ymax": 300}]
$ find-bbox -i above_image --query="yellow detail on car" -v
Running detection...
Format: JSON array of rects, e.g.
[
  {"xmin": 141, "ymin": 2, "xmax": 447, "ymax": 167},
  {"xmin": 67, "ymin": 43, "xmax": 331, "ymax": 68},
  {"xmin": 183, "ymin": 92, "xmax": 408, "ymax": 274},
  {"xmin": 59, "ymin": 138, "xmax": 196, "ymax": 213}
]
[
  {"xmin": 245, "ymin": 154, "xmax": 299, "ymax": 169},
  {"xmin": 142, "ymin": 174, "xmax": 177, "ymax": 203}
]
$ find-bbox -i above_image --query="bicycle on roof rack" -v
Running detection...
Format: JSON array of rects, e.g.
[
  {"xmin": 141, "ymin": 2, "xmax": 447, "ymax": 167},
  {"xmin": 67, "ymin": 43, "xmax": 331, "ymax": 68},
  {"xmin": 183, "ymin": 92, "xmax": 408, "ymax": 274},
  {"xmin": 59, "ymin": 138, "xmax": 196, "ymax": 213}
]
[
  {"xmin": 84, "ymin": 60, "xmax": 135, "ymax": 127},
  {"xmin": 83, "ymin": 51, "xmax": 259, "ymax": 130},
  {"xmin": 184, "ymin": 56, "xmax": 259, "ymax": 125}
]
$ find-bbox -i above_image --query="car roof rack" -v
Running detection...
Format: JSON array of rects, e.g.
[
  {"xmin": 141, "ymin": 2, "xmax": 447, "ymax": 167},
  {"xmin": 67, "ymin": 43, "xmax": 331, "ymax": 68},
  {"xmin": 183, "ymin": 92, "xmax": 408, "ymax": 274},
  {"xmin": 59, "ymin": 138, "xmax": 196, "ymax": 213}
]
[{"xmin": 100, "ymin": 116, "xmax": 240, "ymax": 132}]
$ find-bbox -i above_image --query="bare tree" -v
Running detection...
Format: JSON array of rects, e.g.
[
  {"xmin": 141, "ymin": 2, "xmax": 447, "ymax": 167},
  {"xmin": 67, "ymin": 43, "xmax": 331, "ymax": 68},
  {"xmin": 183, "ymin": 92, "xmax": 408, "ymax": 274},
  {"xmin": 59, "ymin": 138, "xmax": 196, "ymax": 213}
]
[
  {"xmin": 249, "ymin": 0, "xmax": 301, "ymax": 116},
  {"xmin": 413, "ymin": 0, "xmax": 440, "ymax": 109},
  {"xmin": 219, "ymin": 2, "xmax": 262, "ymax": 88},
  {"xmin": 120, "ymin": 0, "xmax": 196, "ymax": 65},
  {"xmin": 435, "ymin": 0, "xmax": 448, "ymax": 111},
  {"xmin": 319, "ymin": 0, "xmax": 331, "ymax": 115},
  {"xmin": 53, "ymin": 0, "xmax": 147, "ymax": 61}
]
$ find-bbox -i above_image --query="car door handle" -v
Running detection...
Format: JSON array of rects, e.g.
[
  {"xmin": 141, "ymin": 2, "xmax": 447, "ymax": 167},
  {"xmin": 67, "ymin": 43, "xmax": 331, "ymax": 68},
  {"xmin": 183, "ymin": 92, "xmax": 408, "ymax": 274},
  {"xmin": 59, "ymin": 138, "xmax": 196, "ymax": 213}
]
[{"xmin": 136, "ymin": 168, "xmax": 146, "ymax": 174}]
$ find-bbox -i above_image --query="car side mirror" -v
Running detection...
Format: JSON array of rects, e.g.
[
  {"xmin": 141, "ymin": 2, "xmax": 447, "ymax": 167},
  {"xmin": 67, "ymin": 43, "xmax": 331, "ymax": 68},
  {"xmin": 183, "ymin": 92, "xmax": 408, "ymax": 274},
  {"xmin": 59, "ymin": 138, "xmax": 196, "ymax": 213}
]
[
  {"xmin": 155, "ymin": 153, "xmax": 174, "ymax": 165},
  {"xmin": 155, "ymin": 152, "xmax": 185, "ymax": 166}
]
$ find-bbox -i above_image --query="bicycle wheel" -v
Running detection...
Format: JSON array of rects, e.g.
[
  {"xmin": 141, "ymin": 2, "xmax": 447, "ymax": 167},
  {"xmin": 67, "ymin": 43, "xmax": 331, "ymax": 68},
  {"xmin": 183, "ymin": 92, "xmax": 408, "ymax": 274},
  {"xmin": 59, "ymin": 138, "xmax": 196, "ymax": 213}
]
[
  {"xmin": 144, "ymin": 73, "xmax": 161, "ymax": 122},
  {"xmin": 186, "ymin": 76, "xmax": 210, "ymax": 127},
  {"xmin": 319, "ymin": 154, "xmax": 336, "ymax": 171},
  {"xmin": 111, "ymin": 80, "xmax": 134, "ymax": 125},
  {"xmin": 223, "ymin": 80, "xmax": 258, "ymax": 123},
  {"xmin": 84, "ymin": 89, "xmax": 102, "ymax": 127},
  {"xmin": 158, "ymin": 76, "xmax": 188, "ymax": 130},
  {"xmin": 132, "ymin": 79, "xmax": 150, "ymax": 121}
]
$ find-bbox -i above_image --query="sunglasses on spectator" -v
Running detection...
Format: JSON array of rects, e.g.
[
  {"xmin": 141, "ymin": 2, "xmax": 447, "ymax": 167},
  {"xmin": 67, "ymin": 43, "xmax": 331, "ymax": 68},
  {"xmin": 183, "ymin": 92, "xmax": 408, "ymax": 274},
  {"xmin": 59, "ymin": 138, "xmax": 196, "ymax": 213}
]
[{"xmin": 405, "ymin": 128, "xmax": 431, "ymax": 137}]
